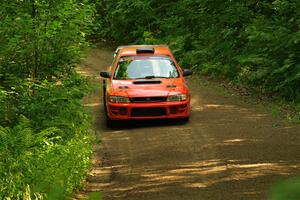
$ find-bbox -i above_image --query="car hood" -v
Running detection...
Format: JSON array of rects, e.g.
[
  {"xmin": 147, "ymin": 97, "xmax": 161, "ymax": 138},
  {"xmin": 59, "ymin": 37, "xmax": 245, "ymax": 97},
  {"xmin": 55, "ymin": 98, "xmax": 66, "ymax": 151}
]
[{"xmin": 110, "ymin": 78, "xmax": 186, "ymax": 97}]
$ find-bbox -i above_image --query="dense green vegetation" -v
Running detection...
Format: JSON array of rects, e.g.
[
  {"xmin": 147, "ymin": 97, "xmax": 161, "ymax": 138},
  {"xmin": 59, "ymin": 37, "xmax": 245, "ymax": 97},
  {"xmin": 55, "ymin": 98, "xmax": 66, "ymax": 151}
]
[
  {"xmin": 0, "ymin": 0, "xmax": 95, "ymax": 199},
  {"xmin": 94, "ymin": 0, "xmax": 300, "ymax": 104}
]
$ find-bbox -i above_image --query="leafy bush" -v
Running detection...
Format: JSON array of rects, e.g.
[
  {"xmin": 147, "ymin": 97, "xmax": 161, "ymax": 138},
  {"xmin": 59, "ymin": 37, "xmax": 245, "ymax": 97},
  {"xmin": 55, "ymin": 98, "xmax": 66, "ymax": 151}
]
[
  {"xmin": 0, "ymin": 0, "xmax": 96, "ymax": 199},
  {"xmin": 0, "ymin": 0, "xmax": 94, "ymax": 82},
  {"xmin": 0, "ymin": 76, "xmax": 93, "ymax": 199}
]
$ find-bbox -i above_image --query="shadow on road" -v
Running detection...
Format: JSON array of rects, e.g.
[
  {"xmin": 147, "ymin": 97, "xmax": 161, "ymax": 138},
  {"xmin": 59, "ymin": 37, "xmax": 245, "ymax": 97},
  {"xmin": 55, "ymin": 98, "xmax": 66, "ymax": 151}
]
[{"xmin": 106, "ymin": 119, "xmax": 188, "ymax": 131}]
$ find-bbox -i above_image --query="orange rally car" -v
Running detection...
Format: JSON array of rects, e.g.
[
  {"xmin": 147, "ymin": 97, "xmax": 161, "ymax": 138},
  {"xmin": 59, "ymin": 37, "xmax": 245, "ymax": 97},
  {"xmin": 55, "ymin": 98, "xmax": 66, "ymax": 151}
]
[{"xmin": 100, "ymin": 45, "xmax": 192, "ymax": 126}]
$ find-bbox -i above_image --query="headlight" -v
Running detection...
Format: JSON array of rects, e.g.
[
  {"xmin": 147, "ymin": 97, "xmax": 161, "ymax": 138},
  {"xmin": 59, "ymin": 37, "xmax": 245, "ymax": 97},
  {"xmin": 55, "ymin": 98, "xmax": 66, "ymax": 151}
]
[
  {"xmin": 109, "ymin": 96, "xmax": 130, "ymax": 103},
  {"xmin": 167, "ymin": 94, "xmax": 187, "ymax": 102}
]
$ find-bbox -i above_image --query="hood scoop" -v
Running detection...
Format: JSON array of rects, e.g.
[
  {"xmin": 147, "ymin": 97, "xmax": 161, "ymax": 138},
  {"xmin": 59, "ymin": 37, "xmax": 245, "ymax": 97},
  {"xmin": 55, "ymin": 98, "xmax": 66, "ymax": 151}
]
[
  {"xmin": 133, "ymin": 80, "xmax": 161, "ymax": 85},
  {"xmin": 118, "ymin": 86, "xmax": 129, "ymax": 89}
]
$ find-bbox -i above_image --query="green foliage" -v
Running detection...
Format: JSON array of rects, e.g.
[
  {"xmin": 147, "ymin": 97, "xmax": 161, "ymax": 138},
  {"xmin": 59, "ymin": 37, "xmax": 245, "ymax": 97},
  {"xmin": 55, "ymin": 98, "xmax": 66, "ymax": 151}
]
[
  {"xmin": 0, "ymin": 0, "xmax": 95, "ymax": 199},
  {"xmin": 0, "ymin": 0, "xmax": 94, "ymax": 82},
  {"xmin": 86, "ymin": 192, "xmax": 102, "ymax": 200},
  {"xmin": 270, "ymin": 177, "xmax": 300, "ymax": 200},
  {"xmin": 0, "ymin": 77, "xmax": 93, "ymax": 199},
  {"xmin": 92, "ymin": 0, "xmax": 156, "ymax": 43}
]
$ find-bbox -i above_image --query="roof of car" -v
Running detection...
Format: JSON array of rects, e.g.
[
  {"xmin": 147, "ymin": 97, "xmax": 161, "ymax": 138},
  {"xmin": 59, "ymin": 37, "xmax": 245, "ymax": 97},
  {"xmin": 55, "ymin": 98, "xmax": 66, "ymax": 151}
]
[{"xmin": 116, "ymin": 45, "xmax": 172, "ymax": 57}]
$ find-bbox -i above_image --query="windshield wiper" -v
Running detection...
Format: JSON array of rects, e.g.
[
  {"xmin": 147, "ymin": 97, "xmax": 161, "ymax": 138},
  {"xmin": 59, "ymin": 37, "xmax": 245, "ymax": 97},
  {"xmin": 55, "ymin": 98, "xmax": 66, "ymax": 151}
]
[
  {"xmin": 132, "ymin": 76, "xmax": 170, "ymax": 80},
  {"xmin": 144, "ymin": 76, "xmax": 169, "ymax": 79}
]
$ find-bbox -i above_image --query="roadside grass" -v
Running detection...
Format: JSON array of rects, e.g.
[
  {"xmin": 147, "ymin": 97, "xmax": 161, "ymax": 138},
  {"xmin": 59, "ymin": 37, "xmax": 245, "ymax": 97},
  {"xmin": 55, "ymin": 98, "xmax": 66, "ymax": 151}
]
[
  {"xmin": 270, "ymin": 177, "xmax": 300, "ymax": 200},
  {"xmin": 86, "ymin": 192, "xmax": 102, "ymax": 200}
]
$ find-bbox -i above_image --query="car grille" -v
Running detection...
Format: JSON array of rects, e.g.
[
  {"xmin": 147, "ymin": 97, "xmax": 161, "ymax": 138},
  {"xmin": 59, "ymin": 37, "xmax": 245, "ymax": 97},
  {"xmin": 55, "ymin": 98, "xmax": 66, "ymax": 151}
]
[
  {"xmin": 130, "ymin": 96, "xmax": 167, "ymax": 103},
  {"xmin": 131, "ymin": 107, "xmax": 166, "ymax": 117}
]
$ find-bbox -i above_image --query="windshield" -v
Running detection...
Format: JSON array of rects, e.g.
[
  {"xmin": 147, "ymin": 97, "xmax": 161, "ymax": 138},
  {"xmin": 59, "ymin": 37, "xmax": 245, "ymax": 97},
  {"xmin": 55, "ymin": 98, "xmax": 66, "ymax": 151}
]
[{"xmin": 113, "ymin": 56, "xmax": 179, "ymax": 80}]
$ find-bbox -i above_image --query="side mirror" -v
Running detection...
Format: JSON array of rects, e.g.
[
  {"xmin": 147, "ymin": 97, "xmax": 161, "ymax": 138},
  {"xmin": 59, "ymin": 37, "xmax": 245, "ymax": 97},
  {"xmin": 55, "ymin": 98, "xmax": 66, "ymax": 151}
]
[
  {"xmin": 100, "ymin": 71, "xmax": 111, "ymax": 78},
  {"xmin": 182, "ymin": 69, "xmax": 193, "ymax": 77}
]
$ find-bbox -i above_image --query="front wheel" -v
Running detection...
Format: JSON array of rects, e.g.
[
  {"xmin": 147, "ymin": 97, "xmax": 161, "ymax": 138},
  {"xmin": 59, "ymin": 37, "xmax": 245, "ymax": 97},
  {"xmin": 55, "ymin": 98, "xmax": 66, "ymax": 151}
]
[
  {"xmin": 103, "ymin": 88, "xmax": 107, "ymax": 115},
  {"xmin": 105, "ymin": 116, "xmax": 115, "ymax": 128},
  {"xmin": 179, "ymin": 116, "xmax": 190, "ymax": 124},
  {"xmin": 103, "ymin": 88, "xmax": 114, "ymax": 128}
]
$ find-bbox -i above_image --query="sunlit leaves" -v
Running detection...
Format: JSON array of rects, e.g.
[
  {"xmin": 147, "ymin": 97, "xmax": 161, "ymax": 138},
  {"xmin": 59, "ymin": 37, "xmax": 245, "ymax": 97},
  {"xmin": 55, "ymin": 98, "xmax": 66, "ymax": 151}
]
[{"xmin": 1, "ymin": 0, "xmax": 94, "ymax": 82}]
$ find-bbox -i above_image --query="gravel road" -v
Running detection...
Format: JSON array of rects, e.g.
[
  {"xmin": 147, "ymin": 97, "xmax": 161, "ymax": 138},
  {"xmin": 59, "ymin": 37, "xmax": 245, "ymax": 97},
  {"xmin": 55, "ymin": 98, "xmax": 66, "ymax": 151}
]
[{"xmin": 75, "ymin": 46, "xmax": 300, "ymax": 200}]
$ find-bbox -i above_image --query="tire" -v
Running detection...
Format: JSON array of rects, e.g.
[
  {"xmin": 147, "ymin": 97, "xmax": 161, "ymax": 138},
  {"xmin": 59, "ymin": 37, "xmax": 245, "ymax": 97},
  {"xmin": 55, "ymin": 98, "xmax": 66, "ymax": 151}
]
[
  {"xmin": 102, "ymin": 87, "xmax": 113, "ymax": 128},
  {"xmin": 103, "ymin": 87, "xmax": 107, "ymax": 115},
  {"xmin": 106, "ymin": 116, "xmax": 115, "ymax": 128},
  {"xmin": 179, "ymin": 116, "xmax": 190, "ymax": 124}
]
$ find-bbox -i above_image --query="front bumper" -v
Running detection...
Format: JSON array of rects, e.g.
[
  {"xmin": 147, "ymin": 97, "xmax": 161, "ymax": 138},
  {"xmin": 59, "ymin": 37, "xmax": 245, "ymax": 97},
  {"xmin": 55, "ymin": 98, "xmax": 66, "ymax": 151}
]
[{"xmin": 106, "ymin": 99, "xmax": 190, "ymax": 120}]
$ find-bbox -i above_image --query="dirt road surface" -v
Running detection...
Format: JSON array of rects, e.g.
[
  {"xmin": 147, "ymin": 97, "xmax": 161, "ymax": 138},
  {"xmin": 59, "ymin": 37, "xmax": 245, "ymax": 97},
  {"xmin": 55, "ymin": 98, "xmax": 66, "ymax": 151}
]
[{"xmin": 75, "ymin": 46, "xmax": 300, "ymax": 200}]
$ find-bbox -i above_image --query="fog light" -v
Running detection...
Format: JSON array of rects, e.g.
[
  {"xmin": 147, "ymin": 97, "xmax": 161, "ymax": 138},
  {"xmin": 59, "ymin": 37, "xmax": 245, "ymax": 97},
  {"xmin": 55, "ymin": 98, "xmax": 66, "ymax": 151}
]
[
  {"xmin": 110, "ymin": 107, "xmax": 127, "ymax": 115},
  {"xmin": 119, "ymin": 107, "xmax": 127, "ymax": 115},
  {"xmin": 180, "ymin": 104, "xmax": 187, "ymax": 108}
]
